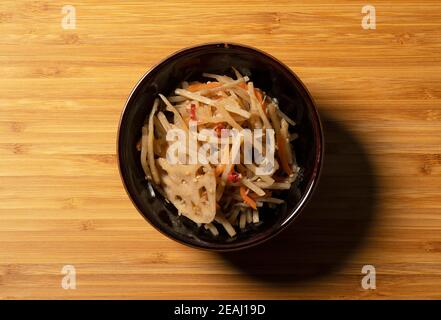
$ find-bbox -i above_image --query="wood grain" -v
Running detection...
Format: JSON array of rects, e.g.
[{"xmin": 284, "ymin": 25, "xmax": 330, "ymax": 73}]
[{"xmin": 1, "ymin": 0, "xmax": 441, "ymax": 299}]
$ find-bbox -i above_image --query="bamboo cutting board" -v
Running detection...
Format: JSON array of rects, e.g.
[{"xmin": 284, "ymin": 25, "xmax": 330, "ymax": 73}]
[{"xmin": 1, "ymin": 0, "xmax": 441, "ymax": 299}]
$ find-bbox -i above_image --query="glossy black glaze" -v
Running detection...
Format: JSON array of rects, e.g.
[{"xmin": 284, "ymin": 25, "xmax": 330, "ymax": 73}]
[{"xmin": 117, "ymin": 43, "xmax": 323, "ymax": 251}]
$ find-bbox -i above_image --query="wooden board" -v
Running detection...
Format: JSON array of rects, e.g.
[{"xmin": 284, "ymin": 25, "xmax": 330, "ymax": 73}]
[{"xmin": 1, "ymin": 0, "xmax": 441, "ymax": 299}]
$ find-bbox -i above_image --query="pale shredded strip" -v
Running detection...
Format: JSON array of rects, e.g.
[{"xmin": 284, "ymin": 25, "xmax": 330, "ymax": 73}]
[
  {"xmin": 140, "ymin": 125, "xmax": 152, "ymax": 180},
  {"xmin": 204, "ymin": 223, "xmax": 219, "ymax": 236},
  {"xmin": 215, "ymin": 214, "xmax": 237, "ymax": 237},
  {"xmin": 252, "ymin": 210, "xmax": 259, "ymax": 223},
  {"xmin": 147, "ymin": 99, "xmax": 160, "ymax": 184}
]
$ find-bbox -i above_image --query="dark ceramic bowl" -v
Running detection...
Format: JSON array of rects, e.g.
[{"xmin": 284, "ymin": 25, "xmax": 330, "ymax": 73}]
[{"xmin": 117, "ymin": 43, "xmax": 323, "ymax": 251}]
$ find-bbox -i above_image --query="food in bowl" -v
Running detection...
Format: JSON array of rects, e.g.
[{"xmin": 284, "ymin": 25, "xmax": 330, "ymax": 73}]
[{"xmin": 137, "ymin": 68, "xmax": 300, "ymax": 238}]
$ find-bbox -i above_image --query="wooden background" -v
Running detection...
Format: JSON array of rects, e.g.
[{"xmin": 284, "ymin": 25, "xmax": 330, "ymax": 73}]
[{"xmin": 1, "ymin": 0, "xmax": 440, "ymax": 299}]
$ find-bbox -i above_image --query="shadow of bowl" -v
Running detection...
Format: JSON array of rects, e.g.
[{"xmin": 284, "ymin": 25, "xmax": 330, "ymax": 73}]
[{"xmin": 220, "ymin": 110, "xmax": 378, "ymax": 282}]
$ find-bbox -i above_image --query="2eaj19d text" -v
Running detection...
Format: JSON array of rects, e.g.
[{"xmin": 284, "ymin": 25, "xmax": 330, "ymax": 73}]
[{"xmin": 174, "ymin": 304, "xmax": 266, "ymax": 318}]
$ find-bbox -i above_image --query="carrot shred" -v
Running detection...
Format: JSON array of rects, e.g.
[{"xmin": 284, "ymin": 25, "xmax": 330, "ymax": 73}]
[
  {"xmin": 237, "ymin": 82, "xmax": 247, "ymax": 90},
  {"xmin": 136, "ymin": 138, "xmax": 142, "ymax": 151},
  {"xmin": 213, "ymin": 122, "xmax": 225, "ymax": 137},
  {"xmin": 254, "ymin": 89, "xmax": 267, "ymax": 114},
  {"xmin": 215, "ymin": 164, "xmax": 226, "ymax": 177},
  {"xmin": 236, "ymin": 164, "xmax": 247, "ymax": 175},
  {"xmin": 277, "ymin": 135, "xmax": 293, "ymax": 175},
  {"xmin": 240, "ymin": 186, "xmax": 257, "ymax": 210},
  {"xmin": 187, "ymin": 82, "xmax": 221, "ymax": 92}
]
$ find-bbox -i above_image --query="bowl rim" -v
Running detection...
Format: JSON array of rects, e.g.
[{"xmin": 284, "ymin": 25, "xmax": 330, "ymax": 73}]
[{"xmin": 117, "ymin": 42, "xmax": 324, "ymax": 251}]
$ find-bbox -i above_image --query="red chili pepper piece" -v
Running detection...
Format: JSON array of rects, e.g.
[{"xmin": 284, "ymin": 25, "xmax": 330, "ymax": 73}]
[
  {"xmin": 227, "ymin": 171, "xmax": 242, "ymax": 183},
  {"xmin": 190, "ymin": 103, "xmax": 196, "ymax": 120},
  {"xmin": 214, "ymin": 122, "xmax": 225, "ymax": 137}
]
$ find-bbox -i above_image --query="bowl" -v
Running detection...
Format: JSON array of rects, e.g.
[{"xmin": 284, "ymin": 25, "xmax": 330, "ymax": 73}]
[{"xmin": 117, "ymin": 43, "xmax": 323, "ymax": 251}]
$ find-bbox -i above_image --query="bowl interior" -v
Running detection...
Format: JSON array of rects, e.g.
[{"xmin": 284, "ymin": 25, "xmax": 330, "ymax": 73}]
[{"xmin": 118, "ymin": 43, "xmax": 322, "ymax": 250}]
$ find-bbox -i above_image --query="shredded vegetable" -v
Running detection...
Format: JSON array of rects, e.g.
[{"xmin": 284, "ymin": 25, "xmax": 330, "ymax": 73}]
[{"xmin": 138, "ymin": 69, "xmax": 299, "ymax": 237}]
